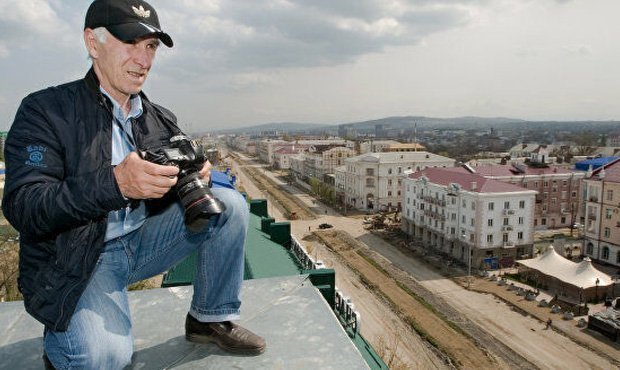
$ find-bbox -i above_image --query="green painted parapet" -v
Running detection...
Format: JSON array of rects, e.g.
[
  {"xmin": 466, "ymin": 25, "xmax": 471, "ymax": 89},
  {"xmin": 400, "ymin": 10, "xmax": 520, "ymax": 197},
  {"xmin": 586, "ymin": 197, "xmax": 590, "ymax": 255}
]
[
  {"xmin": 269, "ymin": 222, "xmax": 291, "ymax": 247},
  {"xmin": 260, "ymin": 217, "xmax": 275, "ymax": 233},
  {"xmin": 250, "ymin": 199, "xmax": 269, "ymax": 218},
  {"xmin": 305, "ymin": 269, "xmax": 336, "ymax": 309}
]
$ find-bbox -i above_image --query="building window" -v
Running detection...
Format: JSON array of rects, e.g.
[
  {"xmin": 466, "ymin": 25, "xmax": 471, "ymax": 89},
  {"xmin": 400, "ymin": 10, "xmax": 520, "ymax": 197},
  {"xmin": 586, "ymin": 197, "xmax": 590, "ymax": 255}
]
[
  {"xmin": 571, "ymin": 191, "xmax": 577, "ymax": 198},
  {"xmin": 503, "ymin": 233, "xmax": 509, "ymax": 243},
  {"xmin": 604, "ymin": 227, "xmax": 610, "ymax": 238},
  {"xmin": 541, "ymin": 218, "xmax": 547, "ymax": 226},
  {"xmin": 561, "ymin": 191, "xmax": 567, "ymax": 200},
  {"xmin": 607, "ymin": 189, "xmax": 614, "ymax": 201},
  {"xmin": 602, "ymin": 246, "xmax": 610, "ymax": 260},
  {"xmin": 462, "ymin": 215, "xmax": 466, "ymax": 223},
  {"xmin": 397, "ymin": 191, "xmax": 401, "ymax": 196},
  {"xmin": 487, "ymin": 234, "xmax": 493, "ymax": 243},
  {"xmin": 398, "ymin": 167, "xmax": 402, "ymax": 174},
  {"xmin": 366, "ymin": 168, "xmax": 374, "ymax": 176},
  {"xmin": 561, "ymin": 217, "xmax": 566, "ymax": 224},
  {"xmin": 462, "ymin": 200, "xmax": 466, "ymax": 208},
  {"xmin": 519, "ymin": 200, "xmax": 525, "ymax": 209},
  {"xmin": 487, "ymin": 218, "xmax": 494, "ymax": 227},
  {"xmin": 470, "ymin": 218, "xmax": 475, "ymax": 227},
  {"xmin": 366, "ymin": 178, "xmax": 375, "ymax": 187},
  {"xmin": 504, "ymin": 201, "xmax": 510, "ymax": 209},
  {"xmin": 606, "ymin": 208, "xmax": 612, "ymax": 219},
  {"xmin": 551, "ymin": 198, "xmax": 557, "ymax": 205},
  {"xmin": 471, "ymin": 202, "xmax": 476, "ymax": 210},
  {"xmin": 518, "ymin": 217, "xmax": 524, "ymax": 225},
  {"xmin": 388, "ymin": 168, "xmax": 393, "ymax": 175},
  {"xmin": 586, "ymin": 243, "xmax": 593, "ymax": 255},
  {"xmin": 388, "ymin": 179, "xmax": 392, "ymax": 186},
  {"xmin": 488, "ymin": 202, "xmax": 494, "ymax": 211},
  {"xmin": 543, "ymin": 181, "xmax": 549, "ymax": 187},
  {"xmin": 518, "ymin": 231, "xmax": 523, "ymax": 240},
  {"xmin": 616, "ymin": 252, "xmax": 620, "ymax": 264},
  {"xmin": 388, "ymin": 191, "xmax": 392, "ymax": 197},
  {"xmin": 503, "ymin": 218, "xmax": 509, "ymax": 226}
]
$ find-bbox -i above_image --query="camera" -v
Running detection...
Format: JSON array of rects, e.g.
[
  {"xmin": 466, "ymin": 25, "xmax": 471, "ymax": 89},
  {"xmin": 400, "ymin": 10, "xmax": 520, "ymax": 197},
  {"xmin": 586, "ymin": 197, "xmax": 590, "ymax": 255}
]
[{"xmin": 144, "ymin": 135, "xmax": 226, "ymax": 232}]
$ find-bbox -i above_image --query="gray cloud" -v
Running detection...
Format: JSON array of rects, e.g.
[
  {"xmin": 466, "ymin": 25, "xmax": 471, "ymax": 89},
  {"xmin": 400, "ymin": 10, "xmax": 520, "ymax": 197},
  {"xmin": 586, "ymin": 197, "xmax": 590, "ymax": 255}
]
[
  {"xmin": 155, "ymin": 0, "xmax": 475, "ymax": 76},
  {"xmin": 0, "ymin": 0, "xmax": 76, "ymax": 57}
]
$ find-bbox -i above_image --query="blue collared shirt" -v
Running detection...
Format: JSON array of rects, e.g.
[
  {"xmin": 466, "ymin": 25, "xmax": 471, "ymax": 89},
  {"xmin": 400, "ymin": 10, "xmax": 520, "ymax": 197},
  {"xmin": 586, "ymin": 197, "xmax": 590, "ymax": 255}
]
[{"xmin": 101, "ymin": 87, "xmax": 148, "ymax": 241}]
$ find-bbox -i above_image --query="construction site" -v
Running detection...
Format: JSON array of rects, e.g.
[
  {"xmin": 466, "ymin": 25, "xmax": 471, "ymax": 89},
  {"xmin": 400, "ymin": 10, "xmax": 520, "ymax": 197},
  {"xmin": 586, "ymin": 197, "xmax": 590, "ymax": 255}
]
[{"xmin": 222, "ymin": 149, "xmax": 619, "ymax": 369}]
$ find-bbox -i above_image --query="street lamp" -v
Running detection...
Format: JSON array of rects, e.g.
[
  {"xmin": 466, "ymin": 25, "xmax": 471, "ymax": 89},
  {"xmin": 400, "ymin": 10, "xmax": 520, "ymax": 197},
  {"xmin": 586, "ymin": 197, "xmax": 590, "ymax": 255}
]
[{"xmin": 595, "ymin": 277, "xmax": 600, "ymax": 303}]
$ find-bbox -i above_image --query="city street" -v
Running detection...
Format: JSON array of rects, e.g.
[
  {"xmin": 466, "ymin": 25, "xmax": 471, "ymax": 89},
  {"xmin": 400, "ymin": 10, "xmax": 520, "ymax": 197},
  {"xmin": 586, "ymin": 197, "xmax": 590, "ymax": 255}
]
[{"xmin": 227, "ymin": 151, "xmax": 619, "ymax": 369}]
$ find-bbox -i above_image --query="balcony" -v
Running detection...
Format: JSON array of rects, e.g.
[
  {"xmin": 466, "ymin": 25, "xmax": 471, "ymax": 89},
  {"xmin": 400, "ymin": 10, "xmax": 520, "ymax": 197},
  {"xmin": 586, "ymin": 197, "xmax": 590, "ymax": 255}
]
[
  {"xmin": 589, "ymin": 196, "xmax": 599, "ymax": 202},
  {"xmin": 587, "ymin": 213, "xmax": 597, "ymax": 221},
  {"xmin": 502, "ymin": 209, "xmax": 515, "ymax": 216},
  {"xmin": 501, "ymin": 226, "xmax": 513, "ymax": 232}
]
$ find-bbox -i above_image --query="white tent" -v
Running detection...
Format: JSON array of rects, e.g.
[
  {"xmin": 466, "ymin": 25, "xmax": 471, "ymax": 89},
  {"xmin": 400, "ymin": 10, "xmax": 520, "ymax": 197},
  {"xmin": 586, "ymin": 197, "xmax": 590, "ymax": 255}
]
[{"xmin": 517, "ymin": 246, "xmax": 613, "ymax": 289}]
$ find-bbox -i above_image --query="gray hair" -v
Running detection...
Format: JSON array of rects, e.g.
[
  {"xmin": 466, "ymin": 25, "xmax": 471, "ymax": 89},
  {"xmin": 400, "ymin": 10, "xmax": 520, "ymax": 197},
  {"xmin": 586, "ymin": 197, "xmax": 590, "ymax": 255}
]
[
  {"xmin": 87, "ymin": 27, "xmax": 107, "ymax": 61},
  {"xmin": 92, "ymin": 27, "xmax": 108, "ymax": 44}
]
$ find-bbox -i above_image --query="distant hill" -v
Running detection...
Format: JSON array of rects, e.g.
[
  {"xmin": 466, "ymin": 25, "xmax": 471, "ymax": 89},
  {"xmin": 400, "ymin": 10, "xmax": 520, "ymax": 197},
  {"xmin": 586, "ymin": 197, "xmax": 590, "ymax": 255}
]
[
  {"xmin": 209, "ymin": 116, "xmax": 620, "ymax": 135},
  {"xmin": 212, "ymin": 122, "xmax": 331, "ymax": 135}
]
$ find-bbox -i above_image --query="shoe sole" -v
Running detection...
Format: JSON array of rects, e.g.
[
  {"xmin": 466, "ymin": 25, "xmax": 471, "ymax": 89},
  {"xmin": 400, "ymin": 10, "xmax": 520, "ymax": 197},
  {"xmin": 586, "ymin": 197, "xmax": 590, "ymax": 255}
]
[{"xmin": 186, "ymin": 333, "xmax": 266, "ymax": 356}]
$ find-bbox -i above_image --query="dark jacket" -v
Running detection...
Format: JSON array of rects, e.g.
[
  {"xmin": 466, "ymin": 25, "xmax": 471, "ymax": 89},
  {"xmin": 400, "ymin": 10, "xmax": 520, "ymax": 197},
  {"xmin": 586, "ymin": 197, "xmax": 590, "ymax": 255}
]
[{"xmin": 2, "ymin": 68, "xmax": 181, "ymax": 331}]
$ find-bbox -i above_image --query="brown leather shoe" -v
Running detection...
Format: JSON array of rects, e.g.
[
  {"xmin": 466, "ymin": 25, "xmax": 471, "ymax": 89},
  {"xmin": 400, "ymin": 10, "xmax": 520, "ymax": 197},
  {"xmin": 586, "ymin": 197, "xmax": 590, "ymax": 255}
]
[{"xmin": 185, "ymin": 314, "xmax": 266, "ymax": 355}]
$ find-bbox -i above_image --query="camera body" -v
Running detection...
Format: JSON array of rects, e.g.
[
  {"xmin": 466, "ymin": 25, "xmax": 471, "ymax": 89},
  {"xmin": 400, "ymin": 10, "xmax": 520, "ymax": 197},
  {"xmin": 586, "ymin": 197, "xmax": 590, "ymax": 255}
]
[{"xmin": 144, "ymin": 135, "xmax": 226, "ymax": 232}]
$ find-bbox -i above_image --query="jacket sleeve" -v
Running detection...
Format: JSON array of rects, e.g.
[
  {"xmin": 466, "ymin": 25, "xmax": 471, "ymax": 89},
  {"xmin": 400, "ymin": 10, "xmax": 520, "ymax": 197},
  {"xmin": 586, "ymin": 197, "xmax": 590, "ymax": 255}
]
[{"xmin": 1, "ymin": 94, "xmax": 128, "ymax": 237}]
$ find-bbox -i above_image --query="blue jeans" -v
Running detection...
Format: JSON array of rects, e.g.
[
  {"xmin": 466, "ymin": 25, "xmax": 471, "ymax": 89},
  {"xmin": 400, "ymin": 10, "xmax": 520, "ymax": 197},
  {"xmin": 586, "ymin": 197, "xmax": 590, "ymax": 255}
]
[{"xmin": 44, "ymin": 188, "xmax": 249, "ymax": 369}]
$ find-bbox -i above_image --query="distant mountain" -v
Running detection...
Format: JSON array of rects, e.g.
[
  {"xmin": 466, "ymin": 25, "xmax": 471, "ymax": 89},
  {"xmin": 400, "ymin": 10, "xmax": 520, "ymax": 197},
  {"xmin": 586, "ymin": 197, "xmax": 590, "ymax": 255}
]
[
  {"xmin": 212, "ymin": 122, "xmax": 331, "ymax": 135},
  {"xmin": 210, "ymin": 115, "xmax": 619, "ymax": 135}
]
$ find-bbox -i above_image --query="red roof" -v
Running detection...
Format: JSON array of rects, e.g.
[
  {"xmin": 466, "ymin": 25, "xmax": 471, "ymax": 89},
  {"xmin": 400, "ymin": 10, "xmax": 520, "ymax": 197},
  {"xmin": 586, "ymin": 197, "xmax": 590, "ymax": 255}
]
[
  {"xmin": 590, "ymin": 157, "xmax": 620, "ymax": 182},
  {"xmin": 408, "ymin": 167, "xmax": 531, "ymax": 193},
  {"xmin": 466, "ymin": 164, "xmax": 575, "ymax": 177}
]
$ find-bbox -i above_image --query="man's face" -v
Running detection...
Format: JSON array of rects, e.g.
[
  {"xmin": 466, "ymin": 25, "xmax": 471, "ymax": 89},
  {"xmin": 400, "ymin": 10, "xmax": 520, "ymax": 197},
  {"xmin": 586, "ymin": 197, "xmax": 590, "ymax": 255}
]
[{"xmin": 86, "ymin": 29, "xmax": 160, "ymax": 103}]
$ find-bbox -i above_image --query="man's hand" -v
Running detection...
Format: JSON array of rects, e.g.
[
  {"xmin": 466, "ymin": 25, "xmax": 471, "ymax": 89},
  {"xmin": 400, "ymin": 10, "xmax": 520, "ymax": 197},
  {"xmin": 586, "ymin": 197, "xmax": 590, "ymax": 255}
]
[
  {"xmin": 113, "ymin": 152, "xmax": 179, "ymax": 199},
  {"xmin": 199, "ymin": 160, "xmax": 212, "ymax": 183}
]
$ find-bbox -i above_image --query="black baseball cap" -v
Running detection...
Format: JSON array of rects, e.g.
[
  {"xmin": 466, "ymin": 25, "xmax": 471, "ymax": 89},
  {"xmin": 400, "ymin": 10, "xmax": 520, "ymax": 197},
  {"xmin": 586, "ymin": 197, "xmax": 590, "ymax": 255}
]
[{"xmin": 85, "ymin": 0, "xmax": 173, "ymax": 47}]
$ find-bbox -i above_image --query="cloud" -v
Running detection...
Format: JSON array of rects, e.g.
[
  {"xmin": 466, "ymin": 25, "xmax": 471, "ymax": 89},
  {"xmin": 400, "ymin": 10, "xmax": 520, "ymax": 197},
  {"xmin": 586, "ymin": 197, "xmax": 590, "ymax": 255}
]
[
  {"xmin": 0, "ymin": 0, "xmax": 75, "ymax": 55},
  {"xmin": 562, "ymin": 45, "xmax": 592, "ymax": 56},
  {"xmin": 155, "ymin": 0, "xmax": 476, "ymax": 76}
]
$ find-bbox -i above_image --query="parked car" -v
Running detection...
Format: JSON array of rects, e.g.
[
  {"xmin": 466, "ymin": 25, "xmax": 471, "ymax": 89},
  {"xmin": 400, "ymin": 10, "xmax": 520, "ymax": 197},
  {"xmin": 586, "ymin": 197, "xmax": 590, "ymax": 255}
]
[{"xmin": 318, "ymin": 223, "xmax": 333, "ymax": 229}]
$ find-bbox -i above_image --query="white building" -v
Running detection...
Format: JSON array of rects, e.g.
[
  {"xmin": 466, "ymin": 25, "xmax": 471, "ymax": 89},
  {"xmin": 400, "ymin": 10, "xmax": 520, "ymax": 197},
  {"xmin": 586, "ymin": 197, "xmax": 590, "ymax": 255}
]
[
  {"xmin": 402, "ymin": 167, "xmax": 537, "ymax": 269},
  {"xmin": 336, "ymin": 152, "xmax": 455, "ymax": 212}
]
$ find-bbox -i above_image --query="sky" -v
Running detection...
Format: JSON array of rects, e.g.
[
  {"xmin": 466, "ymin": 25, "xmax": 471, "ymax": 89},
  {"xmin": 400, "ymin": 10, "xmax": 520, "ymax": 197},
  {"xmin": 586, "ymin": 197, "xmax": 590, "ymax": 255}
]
[{"xmin": 0, "ymin": 0, "xmax": 619, "ymax": 133}]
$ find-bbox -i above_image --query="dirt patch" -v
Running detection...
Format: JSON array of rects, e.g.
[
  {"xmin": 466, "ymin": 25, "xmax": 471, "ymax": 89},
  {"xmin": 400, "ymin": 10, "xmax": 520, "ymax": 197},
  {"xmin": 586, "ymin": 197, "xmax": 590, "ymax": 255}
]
[{"xmin": 314, "ymin": 229, "xmax": 506, "ymax": 369}]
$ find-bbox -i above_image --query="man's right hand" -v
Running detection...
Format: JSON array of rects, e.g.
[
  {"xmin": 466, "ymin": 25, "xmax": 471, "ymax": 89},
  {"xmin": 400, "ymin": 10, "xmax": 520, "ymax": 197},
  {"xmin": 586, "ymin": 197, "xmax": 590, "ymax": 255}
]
[{"xmin": 113, "ymin": 152, "xmax": 179, "ymax": 199}]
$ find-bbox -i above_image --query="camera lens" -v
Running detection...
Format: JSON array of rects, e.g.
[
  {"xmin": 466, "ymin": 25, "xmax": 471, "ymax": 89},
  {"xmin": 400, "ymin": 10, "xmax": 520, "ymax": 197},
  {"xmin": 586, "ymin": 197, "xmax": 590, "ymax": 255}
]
[{"xmin": 176, "ymin": 172, "xmax": 226, "ymax": 232}]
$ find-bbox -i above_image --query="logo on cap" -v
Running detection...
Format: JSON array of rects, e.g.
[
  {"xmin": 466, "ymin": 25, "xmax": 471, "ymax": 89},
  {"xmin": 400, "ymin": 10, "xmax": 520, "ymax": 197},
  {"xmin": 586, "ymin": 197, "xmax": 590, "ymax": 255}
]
[{"xmin": 132, "ymin": 5, "xmax": 151, "ymax": 18}]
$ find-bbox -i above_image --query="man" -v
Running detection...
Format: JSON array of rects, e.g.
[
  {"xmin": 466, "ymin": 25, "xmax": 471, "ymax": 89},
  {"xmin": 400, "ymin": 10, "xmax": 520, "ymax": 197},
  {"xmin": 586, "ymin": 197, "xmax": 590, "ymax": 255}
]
[{"xmin": 1, "ymin": 0, "xmax": 265, "ymax": 368}]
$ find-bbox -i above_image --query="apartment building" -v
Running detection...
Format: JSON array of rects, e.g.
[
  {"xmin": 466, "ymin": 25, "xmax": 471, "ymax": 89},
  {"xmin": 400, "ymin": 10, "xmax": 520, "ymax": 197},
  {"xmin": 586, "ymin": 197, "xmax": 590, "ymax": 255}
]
[
  {"xmin": 583, "ymin": 159, "xmax": 620, "ymax": 267},
  {"xmin": 290, "ymin": 145, "xmax": 355, "ymax": 181},
  {"xmin": 402, "ymin": 167, "xmax": 537, "ymax": 269},
  {"xmin": 336, "ymin": 152, "xmax": 455, "ymax": 212},
  {"xmin": 466, "ymin": 164, "xmax": 584, "ymax": 229}
]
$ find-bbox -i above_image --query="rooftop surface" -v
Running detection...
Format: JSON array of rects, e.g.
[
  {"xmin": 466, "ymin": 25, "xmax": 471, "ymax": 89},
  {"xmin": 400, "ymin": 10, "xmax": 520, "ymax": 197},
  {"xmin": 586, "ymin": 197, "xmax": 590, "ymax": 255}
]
[
  {"xmin": 0, "ymin": 275, "xmax": 369, "ymax": 369},
  {"xmin": 408, "ymin": 167, "xmax": 536, "ymax": 194}
]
